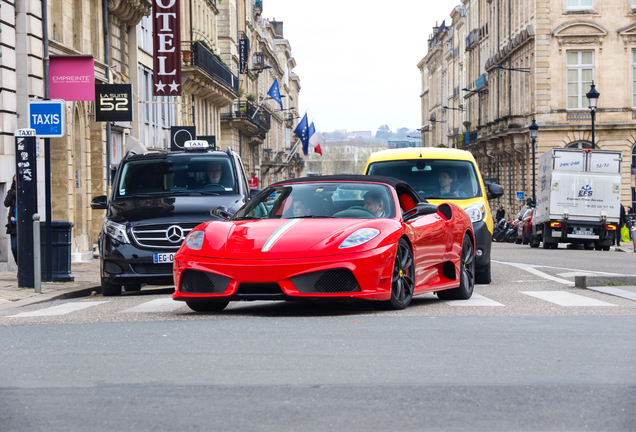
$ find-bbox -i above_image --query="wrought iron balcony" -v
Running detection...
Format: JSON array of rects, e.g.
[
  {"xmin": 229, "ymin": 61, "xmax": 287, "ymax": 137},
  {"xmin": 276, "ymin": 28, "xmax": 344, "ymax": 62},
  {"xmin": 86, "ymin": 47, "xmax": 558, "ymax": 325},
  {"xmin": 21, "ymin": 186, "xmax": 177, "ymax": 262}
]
[
  {"xmin": 255, "ymin": 0, "xmax": 263, "ymax": 14},
  {"xmin": 182, "ymin": 41, "xmax": 239, "ymax": 94}
]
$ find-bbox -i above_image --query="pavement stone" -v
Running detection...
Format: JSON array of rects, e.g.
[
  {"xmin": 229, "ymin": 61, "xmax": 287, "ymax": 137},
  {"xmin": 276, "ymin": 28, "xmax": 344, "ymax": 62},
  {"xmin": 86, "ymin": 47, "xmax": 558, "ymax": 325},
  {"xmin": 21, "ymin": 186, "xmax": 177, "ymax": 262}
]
[{"xmin": 0, "ymin": 259, "xmax": 101, "ymax": 309}]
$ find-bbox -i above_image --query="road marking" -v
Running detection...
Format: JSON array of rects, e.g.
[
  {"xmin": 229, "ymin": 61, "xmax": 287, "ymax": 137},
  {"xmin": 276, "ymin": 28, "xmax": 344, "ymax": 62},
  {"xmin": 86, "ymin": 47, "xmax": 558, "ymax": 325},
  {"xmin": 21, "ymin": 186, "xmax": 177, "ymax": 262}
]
[
  {"xmin": 494, "ymin": 261, "xmax": 575, "ymax": 286},
  {"xmin": 7, "ymin": 301, "xmax": 108, "ymax": 317},
  {"xmin": 585, "ymin": 286, "xmax": 636, "ymax": 302},
  {"xmin": 444, "ymin": 293, "xmax": 505, "ymax": 307},
  {"xmin": 121, "ymin": 298, "xmax": 185, "ymax": 313},
  {"xmin": 521, "ymin": 291, "xmax": 617, "ymax": 307}
]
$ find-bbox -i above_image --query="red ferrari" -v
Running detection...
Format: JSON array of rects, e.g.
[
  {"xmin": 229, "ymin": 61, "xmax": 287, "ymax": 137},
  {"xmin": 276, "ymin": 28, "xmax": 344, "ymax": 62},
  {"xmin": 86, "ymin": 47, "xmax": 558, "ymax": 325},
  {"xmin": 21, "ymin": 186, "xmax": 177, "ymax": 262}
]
[{"xmin": 172, "ymin": 175, "xmax": 475, "ymax": 312}]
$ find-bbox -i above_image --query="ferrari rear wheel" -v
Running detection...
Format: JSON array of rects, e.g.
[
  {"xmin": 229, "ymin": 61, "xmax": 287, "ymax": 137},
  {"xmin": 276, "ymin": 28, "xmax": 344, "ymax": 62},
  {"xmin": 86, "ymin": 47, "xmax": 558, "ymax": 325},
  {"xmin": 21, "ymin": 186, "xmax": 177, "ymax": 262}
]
[
  {"xmin": 382, "ymin": 238, "xmax": 414, "ymax": 310},
  {"xmin": 186, "ymin": 301, "xmax": 229, "ymax": 312},
  {"xmin": 437, "ymin": 234, "xmax": 475, "ymax": 301}
]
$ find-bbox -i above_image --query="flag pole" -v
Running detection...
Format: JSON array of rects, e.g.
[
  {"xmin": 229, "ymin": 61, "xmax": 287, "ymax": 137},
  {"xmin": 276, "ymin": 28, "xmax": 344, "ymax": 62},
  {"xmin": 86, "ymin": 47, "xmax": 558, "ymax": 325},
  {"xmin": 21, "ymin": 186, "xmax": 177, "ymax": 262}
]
[
  {"xmin": 285, "ymin": 138, "xmax": 303, "ymax": 164},
  {"xmin": 251, "ymin": 97, "xmax": 268, "ymax": 120}
]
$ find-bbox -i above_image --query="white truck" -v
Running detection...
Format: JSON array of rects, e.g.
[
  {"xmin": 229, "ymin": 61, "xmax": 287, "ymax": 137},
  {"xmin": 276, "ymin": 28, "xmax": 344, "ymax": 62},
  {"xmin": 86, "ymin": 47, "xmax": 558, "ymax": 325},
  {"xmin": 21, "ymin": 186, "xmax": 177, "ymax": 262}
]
[{"xmin": 530, "ymin": 148, "xmax": 622, "ymax": 250}]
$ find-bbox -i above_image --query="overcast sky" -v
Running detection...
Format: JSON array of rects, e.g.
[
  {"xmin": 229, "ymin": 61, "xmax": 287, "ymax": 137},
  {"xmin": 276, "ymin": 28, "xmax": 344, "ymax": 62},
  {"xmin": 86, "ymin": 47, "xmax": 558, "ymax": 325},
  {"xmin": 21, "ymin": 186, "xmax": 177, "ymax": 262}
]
[{"xmin": 264, "ymin": 1, "xmax": 455, "ymax": 134}]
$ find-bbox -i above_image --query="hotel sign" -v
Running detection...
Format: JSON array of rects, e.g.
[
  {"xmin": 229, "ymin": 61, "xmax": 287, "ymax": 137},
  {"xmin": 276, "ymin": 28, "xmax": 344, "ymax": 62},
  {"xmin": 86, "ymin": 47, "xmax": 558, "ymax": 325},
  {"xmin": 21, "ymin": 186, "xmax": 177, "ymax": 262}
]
[{"xmin": 153, "ymin": 0, "xmax": 181, "ymax": 96}]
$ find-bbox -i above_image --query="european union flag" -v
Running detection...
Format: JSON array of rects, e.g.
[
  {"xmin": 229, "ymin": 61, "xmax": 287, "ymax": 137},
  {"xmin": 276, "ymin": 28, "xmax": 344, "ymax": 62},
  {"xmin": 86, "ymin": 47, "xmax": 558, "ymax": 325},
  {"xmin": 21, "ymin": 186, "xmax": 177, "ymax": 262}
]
[
  {"xmin": 294, "ymin": 113, "xmax": 309, "ymax": 155},
  {"xmin": 267, "ymin": 79, "xmax": 283, "ymax": 109}
]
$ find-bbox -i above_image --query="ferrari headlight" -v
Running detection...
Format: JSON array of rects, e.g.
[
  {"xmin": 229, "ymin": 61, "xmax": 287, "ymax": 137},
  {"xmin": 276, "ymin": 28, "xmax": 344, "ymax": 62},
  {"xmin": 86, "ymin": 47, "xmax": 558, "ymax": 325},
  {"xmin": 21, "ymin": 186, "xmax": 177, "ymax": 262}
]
[
  {"xmin": 465, "ymin": 204, "xmax": 485, "ymax": 223},
  {"xmin": 103, "ymin": 220, "xmax": 130, "ymax": 244},
  {"xmin": 185, "ymin": 230, "xmax": 205, "ymax": 250},
  {"xmin": 339, "ymin": 228, "xmax": 380, "ymax": 249}
]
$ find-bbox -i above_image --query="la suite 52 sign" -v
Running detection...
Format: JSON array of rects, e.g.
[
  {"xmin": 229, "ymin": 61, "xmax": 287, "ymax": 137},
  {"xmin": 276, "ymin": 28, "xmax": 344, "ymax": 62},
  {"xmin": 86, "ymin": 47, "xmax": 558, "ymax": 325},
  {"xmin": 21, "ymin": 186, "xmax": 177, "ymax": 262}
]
[{"xmin": 153, "ymin": 0, "xmax": 181, "ymax": 96}]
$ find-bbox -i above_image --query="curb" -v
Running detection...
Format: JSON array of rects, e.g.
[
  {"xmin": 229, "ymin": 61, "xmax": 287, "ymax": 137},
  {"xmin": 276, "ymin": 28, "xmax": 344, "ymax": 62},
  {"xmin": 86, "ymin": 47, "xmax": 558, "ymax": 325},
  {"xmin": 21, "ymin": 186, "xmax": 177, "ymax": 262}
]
[
  {"xmin": 575, "ymin": 275, "xmax": 636, "ymax": 289},
  {"xmin": 0, "ymin": 284, "xmax": 101, "ymax": 312}
]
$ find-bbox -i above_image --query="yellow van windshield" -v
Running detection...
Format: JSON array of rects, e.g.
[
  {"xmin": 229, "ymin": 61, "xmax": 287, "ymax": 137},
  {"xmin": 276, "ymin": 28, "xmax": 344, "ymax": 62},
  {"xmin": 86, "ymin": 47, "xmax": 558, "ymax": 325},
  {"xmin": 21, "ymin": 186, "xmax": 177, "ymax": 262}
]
[{"xmin": 367, "ymin": 159, "xmax": 481, "ymax": 200}]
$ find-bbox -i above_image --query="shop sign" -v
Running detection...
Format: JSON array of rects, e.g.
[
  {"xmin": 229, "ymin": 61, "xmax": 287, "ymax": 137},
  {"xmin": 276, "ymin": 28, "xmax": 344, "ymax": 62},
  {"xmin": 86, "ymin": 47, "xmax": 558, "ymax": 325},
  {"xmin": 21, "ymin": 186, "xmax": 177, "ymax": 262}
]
[
  {"xmin": 153, "ymin": 0, "xmax": 181, "ymax": 96},
  {"xmin": 49, "ymin": 56, "xmax": 95, "ymax": 101},
  {"xmin": 95, "ymin": 84, "xmax": 133, "ymax": 122}
]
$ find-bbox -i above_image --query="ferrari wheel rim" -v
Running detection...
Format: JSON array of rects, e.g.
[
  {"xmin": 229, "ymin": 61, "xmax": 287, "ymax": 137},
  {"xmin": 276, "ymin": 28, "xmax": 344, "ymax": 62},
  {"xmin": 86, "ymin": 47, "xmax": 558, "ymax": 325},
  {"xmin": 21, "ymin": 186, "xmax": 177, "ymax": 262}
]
[
  {"xmin": 392, "ymin": 241, "xmax": 414, "ymax": 304},
  {"xmin": 461, "ymin": 237, "xmax": 475, "ymax": 290}
]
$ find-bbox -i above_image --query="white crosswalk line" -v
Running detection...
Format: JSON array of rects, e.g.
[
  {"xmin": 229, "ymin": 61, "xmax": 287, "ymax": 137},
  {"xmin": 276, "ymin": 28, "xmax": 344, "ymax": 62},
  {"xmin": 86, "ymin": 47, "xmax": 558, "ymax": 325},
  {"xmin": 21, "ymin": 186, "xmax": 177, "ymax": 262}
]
[
  {"xmin": 444, "ymin": 293, "xmax": 505, "ymax": 307},
  {"xmin": 521, "ymin": 291, "xmax": 617, "ymax": 307},
  {"xmin": 7, "ymin": 301, "xmax": 108, "ymax": 317},
  {"xmin": 584, "ymin": 286, "xmax": 636, "ymax": 302},
  {"xmin": 121, "ymin": 298, "xmax": 185, "ymax": 313}
]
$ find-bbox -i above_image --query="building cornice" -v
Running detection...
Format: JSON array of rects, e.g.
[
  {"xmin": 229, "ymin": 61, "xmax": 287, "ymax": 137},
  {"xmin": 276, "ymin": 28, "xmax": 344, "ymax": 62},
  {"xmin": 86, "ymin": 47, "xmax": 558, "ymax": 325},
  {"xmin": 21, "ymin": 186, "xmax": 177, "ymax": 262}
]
[{"xmin": 108, "ymin": 0, "xmax": 152, "ymax": 28}]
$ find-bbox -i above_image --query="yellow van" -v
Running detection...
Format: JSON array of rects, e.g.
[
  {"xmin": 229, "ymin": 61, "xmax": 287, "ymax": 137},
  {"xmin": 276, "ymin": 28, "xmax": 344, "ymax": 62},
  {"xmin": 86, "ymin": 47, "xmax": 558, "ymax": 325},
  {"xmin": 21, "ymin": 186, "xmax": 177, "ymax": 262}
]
[{"xmin": 363, "ymin": 147, "xmax": 503, "ymax": 284}]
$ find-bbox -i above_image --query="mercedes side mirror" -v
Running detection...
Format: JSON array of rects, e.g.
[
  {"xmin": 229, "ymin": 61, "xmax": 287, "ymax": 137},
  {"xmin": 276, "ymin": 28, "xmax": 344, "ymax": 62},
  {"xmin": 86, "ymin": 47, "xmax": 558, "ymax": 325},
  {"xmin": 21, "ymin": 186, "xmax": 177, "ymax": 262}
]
[
  {"xmin": 211, "ymin": 205, "xmax": 233, "ymax": 221},
  {"xmin": 486, "ymin": 183, "xmax": 504, "ymax": 200},
  {"xmin": 90, "ymin": 195, "xmax": 108, "ymax": 210}
]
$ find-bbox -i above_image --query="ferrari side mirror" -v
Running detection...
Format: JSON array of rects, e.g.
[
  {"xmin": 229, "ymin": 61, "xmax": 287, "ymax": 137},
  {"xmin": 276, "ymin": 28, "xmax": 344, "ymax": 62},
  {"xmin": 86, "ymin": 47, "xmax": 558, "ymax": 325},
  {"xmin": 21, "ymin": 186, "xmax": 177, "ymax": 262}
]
[{"xmin": 403, "ymin": 202, "xmax": 438, "ymax": 222}]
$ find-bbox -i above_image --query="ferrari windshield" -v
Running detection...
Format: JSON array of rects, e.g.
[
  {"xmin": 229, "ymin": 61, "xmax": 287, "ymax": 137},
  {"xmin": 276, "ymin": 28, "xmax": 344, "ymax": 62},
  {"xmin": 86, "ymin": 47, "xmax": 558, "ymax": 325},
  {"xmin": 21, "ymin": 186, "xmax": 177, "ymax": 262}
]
[
  {"xmin": 233, "ymin": 182, "xmax": 396, "ymax": 220},
  {"xmin": 116, "ymin": 156, "xmax": 237, "ymax": 198},
  {"xmin": 367, "ymin": 159, "xmax": 481, "ymax": 200}
]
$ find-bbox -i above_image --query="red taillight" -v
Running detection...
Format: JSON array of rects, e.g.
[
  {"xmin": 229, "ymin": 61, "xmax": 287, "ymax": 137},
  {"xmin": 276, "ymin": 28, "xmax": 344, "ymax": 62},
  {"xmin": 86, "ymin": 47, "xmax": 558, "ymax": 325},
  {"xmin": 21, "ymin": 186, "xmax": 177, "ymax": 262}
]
[
  {"xmin": 550, "ymin": 222, "xmax": 562, "ymax": 228},
  {"xmin": 606, "ymin": 224, "xmax": 617, "ymax": 231}
]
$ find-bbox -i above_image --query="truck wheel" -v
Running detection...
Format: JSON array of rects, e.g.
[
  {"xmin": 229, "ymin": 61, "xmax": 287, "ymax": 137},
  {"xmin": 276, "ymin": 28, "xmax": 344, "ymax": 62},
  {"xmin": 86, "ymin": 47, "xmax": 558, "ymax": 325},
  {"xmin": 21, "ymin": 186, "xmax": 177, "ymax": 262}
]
[
  {"xmin": 530, "ymin": 235, "xmax": 540, "ymax": 248},
  {"xmin": 475, "ymin": 261, "xmax": 491, "ymax": 284},
  {"xmin": 101, "ymin": 278, "xmax": 121, "ymax": 296},
  {"xmin": 584, "ymin": 243, "xmax": 594, "ymax": 250},
  {"xmin": 602, "ymin": 245, "xmax": 610, "ymax": 251},
  {"xmin": 542, "ymin": 240, "xmax": 552, "ymax": 249}
]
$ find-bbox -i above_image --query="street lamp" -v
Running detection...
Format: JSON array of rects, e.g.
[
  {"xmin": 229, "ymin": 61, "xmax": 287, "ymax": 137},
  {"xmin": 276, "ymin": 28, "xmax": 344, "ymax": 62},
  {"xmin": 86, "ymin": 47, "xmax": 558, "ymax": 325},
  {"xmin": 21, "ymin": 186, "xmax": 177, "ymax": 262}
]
[
  {"xmin": 529, "ymin": 118, "xmax": 539, "ymax": 206},
  {"xmin": 586, "ymin": 81, "xmax": 600, "ymax": 150},
  {"xmin": 442, "ymin": 105, "xmax": 464, "ymax": 111}
]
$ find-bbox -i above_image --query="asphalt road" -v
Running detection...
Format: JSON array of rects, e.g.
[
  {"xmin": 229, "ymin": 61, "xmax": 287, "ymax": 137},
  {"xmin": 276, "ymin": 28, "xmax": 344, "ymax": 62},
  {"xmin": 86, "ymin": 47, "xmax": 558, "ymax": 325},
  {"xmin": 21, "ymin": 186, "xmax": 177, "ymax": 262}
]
[{"xmin": 1, "ymin": 243, "xmax": 635, "ymax": 431}]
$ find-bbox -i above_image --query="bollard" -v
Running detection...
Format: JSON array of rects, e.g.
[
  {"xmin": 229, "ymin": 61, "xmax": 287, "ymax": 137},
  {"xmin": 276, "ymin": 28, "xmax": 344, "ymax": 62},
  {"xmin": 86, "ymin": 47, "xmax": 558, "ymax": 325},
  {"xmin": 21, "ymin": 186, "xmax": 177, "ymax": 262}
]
[
  {"xmin": 33, "ymin": 214, "xmax": 41, "ymax": 294},
  {"xmin": 631, "ymin": 224, "xmax": 636, "ymax": 253}
]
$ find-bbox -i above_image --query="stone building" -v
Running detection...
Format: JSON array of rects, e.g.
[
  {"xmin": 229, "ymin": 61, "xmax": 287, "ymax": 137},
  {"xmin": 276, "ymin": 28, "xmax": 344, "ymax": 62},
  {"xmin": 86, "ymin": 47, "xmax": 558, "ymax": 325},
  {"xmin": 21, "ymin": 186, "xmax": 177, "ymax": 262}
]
[
  {"xmin": 0, "ymin": 0, "xmax": 303, "ymax": 272},
  {"xmin": 419, "ymin": 0, "xmax": 636, "ymax": 217}
]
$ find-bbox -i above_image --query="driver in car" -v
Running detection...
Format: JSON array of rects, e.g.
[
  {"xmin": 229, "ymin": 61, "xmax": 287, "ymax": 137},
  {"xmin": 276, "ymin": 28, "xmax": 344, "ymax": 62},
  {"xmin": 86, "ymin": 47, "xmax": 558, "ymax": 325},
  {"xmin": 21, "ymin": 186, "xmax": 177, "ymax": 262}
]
[
  {"xmin": 363, "ymin": 191, "xmax": 385, "ymax": 217},
  {"xmin": 436, "ymin": 169, "xmax": 466, "ymax": 197},
  {"xmin": 205, "ymin": 162, "xmax": 223, "ymax": 185},
  {"xmin": 292, "ymin": 198, "xmax": 312, "ymax": 217}
]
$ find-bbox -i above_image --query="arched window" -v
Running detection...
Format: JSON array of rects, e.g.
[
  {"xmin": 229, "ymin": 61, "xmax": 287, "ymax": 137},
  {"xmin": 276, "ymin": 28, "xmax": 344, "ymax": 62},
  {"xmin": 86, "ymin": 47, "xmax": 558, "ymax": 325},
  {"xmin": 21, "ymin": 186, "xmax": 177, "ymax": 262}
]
[
  {"xmin": 631, "ymin": 143, "xmax": 636, "ymax": 167},
  {"xmin": 567, "ymin": 141, "xmax": 593, "ymax": 149}
]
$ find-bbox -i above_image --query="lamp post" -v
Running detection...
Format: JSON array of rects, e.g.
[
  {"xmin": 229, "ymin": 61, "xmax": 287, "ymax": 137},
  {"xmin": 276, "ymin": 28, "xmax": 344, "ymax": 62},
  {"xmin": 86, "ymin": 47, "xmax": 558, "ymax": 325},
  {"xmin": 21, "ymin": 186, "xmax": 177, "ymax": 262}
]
[
  {"xmin": 529, "ymin": 118, "xmax": 539, "ymax": 206},
  {"xmin": 586, "ymin": 81, "xmax": 600, "ymax": 150}
]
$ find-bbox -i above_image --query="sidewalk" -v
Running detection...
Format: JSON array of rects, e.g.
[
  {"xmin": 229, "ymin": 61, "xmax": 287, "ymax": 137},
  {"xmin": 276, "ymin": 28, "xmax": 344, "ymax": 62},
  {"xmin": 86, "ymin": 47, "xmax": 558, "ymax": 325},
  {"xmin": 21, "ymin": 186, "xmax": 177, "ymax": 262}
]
[{"xmin": 0, "ymin": 259, "xmax": 101, "ymax": 309}]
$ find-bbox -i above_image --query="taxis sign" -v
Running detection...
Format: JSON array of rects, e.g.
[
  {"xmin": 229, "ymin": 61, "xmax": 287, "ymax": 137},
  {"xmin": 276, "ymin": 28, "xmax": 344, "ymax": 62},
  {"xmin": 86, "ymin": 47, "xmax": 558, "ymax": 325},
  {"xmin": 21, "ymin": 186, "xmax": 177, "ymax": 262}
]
[{"xmin": 28, "ymin": 99, "xmax": 66, "ymax": 138}]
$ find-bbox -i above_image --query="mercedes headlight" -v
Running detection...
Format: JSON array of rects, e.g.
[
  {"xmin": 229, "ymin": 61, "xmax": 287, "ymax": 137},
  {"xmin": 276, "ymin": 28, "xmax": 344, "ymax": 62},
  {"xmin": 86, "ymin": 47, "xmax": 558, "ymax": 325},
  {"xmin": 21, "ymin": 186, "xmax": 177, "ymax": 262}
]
[
  {"xmin": 339, "ymin": 228, "xmax": 380, "ymax": 249},
  {"xmin": 103, "ymin": 220, "xmax": 130, "ymax": 244},
  {"xmin": 465, "ymin": 204, "xmax": 485, "ymax": 223},
  {"xmin": 185, "ymin": 230, "xmax": 205, "ymax": 250}
]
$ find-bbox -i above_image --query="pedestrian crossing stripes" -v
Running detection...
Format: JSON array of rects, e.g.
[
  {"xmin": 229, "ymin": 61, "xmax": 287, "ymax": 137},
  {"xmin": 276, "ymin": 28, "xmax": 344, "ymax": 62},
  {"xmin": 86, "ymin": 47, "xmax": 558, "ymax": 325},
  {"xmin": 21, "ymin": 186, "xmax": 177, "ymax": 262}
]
[
  {"xmin": 443, "ymin": 293, "xmax": 505, "ymax": 307},
  {"xmin": 120, "ymin": 298, "xmax": 186, "ymax": 313},
  {"xmin": 521, "ymin": 291, "xmax": 617, "ymax": 307},
  {"xmin": 7, "ymin": 301, "xmax": 108, "ymax": 317},
  {"xmin": 2, "ymin": 290, "xmax": 630, "ymax": 318}
]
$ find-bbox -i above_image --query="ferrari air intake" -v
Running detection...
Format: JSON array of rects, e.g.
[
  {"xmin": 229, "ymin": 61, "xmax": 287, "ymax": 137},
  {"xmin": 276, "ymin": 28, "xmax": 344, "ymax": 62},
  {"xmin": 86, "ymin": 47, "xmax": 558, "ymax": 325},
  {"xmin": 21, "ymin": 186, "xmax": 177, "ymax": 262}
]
[{"xmin": 292, "ymin": 269, "xmax": 361, "ymax": 293}]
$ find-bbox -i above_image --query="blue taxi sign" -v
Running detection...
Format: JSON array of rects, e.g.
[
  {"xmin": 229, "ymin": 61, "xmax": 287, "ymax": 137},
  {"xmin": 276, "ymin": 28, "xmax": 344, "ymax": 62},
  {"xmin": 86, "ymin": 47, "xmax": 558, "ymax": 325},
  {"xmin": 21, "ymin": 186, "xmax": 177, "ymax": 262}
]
[{"xmin": 28, "ymin": 99, "xmax": 66, "ymax": 138}]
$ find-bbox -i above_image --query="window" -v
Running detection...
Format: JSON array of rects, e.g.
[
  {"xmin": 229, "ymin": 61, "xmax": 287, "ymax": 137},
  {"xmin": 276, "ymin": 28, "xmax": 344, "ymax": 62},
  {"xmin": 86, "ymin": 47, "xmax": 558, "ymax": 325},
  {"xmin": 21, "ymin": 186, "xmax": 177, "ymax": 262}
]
[
  {"xmin": 567, "ymin": 141, "xmax": 593, "ymax": 149},
  {"xmin": 567, "ymin": 51, "xmax": 594, "ymax": 110},
  {"xmin": 633, "ymin": 50, "xmax": 636, "ymax": 107},
  {"xmin": 138, "ymin": 15, "xmax": 152, "ymax": 52},
  {"xmin": 566, "ymin": 0, "xmax": 593, "ymax": 10},
  {"xmin": 138, "ymin": 65, "xmax": 176, "ymax": 149}
]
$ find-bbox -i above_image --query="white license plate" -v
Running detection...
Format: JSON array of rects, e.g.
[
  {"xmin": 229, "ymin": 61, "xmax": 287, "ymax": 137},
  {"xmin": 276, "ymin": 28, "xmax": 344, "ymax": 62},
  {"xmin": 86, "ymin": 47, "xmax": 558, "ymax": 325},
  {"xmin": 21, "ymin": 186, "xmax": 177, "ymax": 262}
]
[
  {"xmin": 573, "ymin": 228, "xmax": 593, "ymax": 235},
  {"xmin": 153, "ymin": 253, "xmax": 174, "ymax": 264}
]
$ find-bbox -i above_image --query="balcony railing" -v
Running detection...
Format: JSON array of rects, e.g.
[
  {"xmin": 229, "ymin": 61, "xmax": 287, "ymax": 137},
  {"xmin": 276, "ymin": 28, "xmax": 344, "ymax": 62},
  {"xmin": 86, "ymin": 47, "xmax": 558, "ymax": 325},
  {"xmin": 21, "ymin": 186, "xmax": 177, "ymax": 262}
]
[
  {"xmin": 567, "ymin": 111, "xmax": 592, "ymax": 121},
  {"xmin": 464, "ymin": 131, "xmax": 478, "ymax": 145},
  {"xmin": 183, "ymin": 41, "xmax": 239, "ymax": 94}
]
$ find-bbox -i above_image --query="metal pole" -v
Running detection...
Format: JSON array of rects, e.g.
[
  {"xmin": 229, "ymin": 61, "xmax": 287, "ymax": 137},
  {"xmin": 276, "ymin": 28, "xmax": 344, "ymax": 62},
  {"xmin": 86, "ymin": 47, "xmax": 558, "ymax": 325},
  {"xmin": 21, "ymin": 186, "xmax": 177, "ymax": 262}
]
[
  {"xmin": 42, "ymin": 0, "xmax": 53, "ymax": 281},
  {"xmin": 591, "ymin": 109, "xmax": 596, "ymax": 150},
  {"xmin": 33, "ymin": 214, "xmax": 41, "ymax": 293},
  {"xmin": 103, "ymin": 0, "xmax": 112, "ymax": 188},
  {"xmin": 532, "ymin": 137, "xmax": 536, "ymax": 206}
]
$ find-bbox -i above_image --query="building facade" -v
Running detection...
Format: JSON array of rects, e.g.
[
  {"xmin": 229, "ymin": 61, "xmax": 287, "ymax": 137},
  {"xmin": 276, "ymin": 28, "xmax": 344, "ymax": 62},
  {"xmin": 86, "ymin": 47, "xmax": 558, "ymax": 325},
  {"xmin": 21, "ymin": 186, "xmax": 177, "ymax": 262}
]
[
  {"xmin": 420, "ymin": 0, "xmax": 636, "ymax": 218},
  {"xmin": 0, "ymin": 0, "xmax": 303, "ymax": 272}
]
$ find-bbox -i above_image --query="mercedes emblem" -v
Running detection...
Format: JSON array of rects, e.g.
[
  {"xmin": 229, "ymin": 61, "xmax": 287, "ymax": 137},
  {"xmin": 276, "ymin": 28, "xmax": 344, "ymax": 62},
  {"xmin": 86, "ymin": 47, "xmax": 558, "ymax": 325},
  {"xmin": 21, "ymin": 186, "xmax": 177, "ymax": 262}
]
[{"xmin": 166, "ymin": 225, "xmax": 184, "ymax": 243}]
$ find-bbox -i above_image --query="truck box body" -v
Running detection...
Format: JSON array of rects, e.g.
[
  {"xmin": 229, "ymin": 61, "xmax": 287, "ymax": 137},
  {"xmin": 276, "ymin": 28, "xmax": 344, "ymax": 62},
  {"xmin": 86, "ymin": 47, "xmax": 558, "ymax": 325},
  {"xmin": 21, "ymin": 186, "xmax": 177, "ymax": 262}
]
[{"xmin": 532, "ymin": 148, "xmax": 621, "ymax": 248}]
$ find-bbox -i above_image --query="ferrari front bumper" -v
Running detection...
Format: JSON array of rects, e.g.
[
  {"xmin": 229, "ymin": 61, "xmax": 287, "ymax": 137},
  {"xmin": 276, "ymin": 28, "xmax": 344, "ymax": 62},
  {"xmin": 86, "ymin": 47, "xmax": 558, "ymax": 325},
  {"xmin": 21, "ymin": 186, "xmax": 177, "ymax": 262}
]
[{"xmin": 172, "ymin": 243, "xmax": 397, "ymax": 302}]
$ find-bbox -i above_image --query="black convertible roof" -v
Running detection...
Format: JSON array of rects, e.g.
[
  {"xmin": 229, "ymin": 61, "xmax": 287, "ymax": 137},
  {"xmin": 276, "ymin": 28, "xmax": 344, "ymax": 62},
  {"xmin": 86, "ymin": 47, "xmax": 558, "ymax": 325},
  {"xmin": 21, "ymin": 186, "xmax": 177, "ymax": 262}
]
[{"xmin": 271, "ymin": 175, "xmax": 423, "ymax": 202}]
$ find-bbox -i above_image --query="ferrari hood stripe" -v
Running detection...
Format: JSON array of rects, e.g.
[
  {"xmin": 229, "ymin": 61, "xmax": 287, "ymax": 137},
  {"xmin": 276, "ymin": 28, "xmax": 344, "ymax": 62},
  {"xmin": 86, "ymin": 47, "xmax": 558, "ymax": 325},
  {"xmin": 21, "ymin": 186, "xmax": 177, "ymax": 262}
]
[{"xmin": 262, "ymin": 218, "xmax": 303, "ymax": 252}]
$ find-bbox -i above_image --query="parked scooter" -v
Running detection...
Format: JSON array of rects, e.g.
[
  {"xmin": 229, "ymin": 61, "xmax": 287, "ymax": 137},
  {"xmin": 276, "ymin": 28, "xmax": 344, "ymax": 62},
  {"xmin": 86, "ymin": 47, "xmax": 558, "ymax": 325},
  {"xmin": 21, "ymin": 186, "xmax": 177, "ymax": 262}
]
[
  {"xmin": 493, "ymin": 219, "xmax": 508, "ymax": 242},
  {"xmin": 503, "ymin": 219, "xmax": 519, "ymax": 243}
]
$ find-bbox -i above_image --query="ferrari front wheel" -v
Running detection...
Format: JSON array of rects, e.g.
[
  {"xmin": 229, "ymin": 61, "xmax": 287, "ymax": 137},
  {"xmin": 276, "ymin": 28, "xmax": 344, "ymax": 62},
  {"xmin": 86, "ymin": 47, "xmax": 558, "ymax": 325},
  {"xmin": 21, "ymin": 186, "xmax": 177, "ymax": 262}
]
[
  {"xmin": 186, "ymin": 301, "xmax": 229, "ymax": 312},
  {"xmin": 438, "ymin": 234, "xmax": 475, "ymax": 300},
  {"xmin": 382, "ymin": 239, "xmax": 415, "ymax": 310}
]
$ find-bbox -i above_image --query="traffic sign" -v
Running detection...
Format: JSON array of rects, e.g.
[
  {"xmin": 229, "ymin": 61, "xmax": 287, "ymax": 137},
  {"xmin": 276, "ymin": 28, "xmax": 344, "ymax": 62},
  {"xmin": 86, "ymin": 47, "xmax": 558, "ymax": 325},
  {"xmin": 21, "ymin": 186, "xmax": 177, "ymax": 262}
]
[
  {"xmin": 28, "ymin": 99, "xmax": 66, "ymax": 137},
  {"xmin": 516, "ymin": 191, "xmax": 525, "ymax": 200}
]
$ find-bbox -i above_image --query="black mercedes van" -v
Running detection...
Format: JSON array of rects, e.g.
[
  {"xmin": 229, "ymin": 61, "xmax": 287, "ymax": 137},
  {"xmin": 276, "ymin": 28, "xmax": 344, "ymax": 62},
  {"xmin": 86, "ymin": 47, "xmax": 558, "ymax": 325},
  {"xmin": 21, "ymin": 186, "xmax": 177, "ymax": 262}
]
[{"xmin": 90, "ymin": 144, "xmax": 255, "ymax": 296}]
